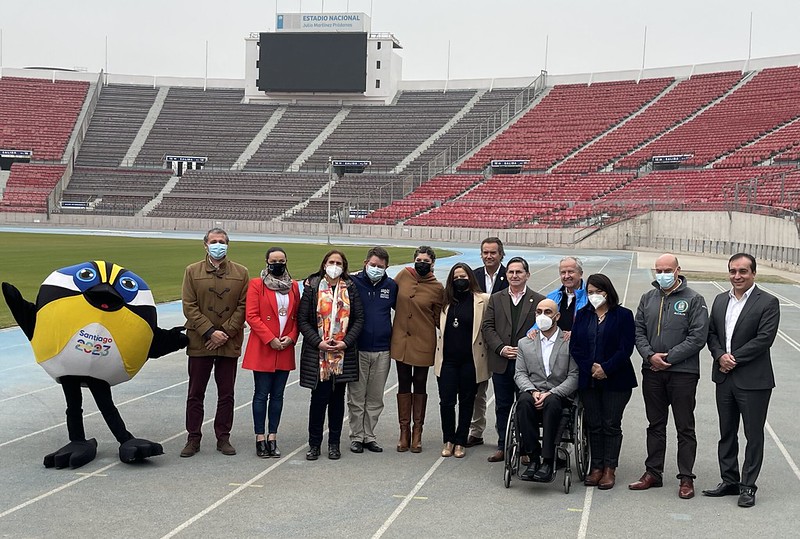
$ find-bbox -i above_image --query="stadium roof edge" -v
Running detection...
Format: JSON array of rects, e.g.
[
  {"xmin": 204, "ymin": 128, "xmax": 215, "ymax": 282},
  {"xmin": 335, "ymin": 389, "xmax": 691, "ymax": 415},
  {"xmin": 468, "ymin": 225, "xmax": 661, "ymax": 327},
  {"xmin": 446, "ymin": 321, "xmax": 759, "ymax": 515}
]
[{"xmin": 3, "ymin": 52, "xmax": 799, "ymax": 91}]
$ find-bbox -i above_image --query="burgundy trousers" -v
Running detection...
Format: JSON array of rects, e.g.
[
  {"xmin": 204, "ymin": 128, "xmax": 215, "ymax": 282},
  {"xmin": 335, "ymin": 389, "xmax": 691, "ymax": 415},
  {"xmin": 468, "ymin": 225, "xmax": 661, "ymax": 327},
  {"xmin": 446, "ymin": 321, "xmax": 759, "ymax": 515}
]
[{"xmin": 186, "ymin": 356, "xmax": 238, "ymax": 443}]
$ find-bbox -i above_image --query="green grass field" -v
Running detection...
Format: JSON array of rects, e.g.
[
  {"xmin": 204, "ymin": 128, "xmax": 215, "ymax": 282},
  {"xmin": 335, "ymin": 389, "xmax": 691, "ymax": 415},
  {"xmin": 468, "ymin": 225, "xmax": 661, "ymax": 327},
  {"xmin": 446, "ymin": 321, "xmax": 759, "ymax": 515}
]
[{"xmin": 0, "ymin": 232, "xmax": 455, "ymax": 329}]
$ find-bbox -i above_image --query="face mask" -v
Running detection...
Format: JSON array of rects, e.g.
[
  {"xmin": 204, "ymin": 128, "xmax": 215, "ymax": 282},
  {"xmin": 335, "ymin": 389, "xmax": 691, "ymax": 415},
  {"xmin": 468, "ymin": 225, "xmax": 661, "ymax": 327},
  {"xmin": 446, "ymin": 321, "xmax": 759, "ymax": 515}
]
[
  {"xmin": 268, "ymin": 262, "xmax": 286, "ymax": 277},
  {"xmin": 536, "ymin": 314, "xmax": 554, "ymax": 331},
  {"xmin": 588, "ymin": 293, "xmax": 606, "ymax": 309},
  {"xmin": 656, "ymin": 272, "xmax": 676, "ymax": 289},
  {"xmin": 453, "ymin": 279, "xmax": 470, "ymax": 293},
  {"xmin": 207, "ymin": 243, "xmax": 228, "ymax": 260},
  {"xmin": 365, "ymin": 265, "xmax": 385, "ymax": 282},
  {"xmin": 414, "ymin": 261, "xmax": 432, "ymax": 276},
  {"xmin": 326, "ymin": 264, "xmax": 343, "ymax": 279}
]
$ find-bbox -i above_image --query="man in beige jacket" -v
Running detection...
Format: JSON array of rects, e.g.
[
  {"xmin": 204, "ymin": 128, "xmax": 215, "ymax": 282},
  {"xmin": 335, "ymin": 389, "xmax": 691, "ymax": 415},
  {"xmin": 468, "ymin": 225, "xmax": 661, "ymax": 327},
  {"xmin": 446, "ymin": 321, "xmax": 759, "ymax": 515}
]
[{"xmin": 180, "ymin": 228, "xmax": 249, "ymax": 457}]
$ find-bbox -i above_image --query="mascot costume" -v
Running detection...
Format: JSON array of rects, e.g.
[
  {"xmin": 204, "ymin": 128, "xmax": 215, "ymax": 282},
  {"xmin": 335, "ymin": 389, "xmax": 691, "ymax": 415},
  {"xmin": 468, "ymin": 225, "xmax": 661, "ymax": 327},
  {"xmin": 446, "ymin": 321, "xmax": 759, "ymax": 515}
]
[{"xmin": 2, "ymin": 260, "xmax": 188, "ymax": 469}]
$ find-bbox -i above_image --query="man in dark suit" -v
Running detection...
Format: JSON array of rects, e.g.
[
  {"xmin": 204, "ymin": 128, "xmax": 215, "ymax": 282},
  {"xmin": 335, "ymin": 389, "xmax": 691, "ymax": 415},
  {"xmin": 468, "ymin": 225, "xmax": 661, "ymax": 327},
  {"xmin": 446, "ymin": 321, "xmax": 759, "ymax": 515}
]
[
  {"xmin": 703, "ymin": 253, "xmax": 780, "ymax": 508},
  {"xmin": 481, "ymin": 256, "xmax": 545, "ymax": 462},
  {"xmin": 467, "ymin": 237, "xmax": 509, "ymax": 448}
]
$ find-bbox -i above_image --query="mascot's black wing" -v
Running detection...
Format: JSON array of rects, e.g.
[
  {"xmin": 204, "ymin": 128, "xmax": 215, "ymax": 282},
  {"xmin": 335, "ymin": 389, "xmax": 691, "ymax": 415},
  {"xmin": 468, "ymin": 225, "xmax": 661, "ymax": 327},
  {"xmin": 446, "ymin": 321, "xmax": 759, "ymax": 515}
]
[
  {"xmin": 148, "ymin": 326, "xmax": 189, "ymax": 358},
  {"xmin": 2, "ymin": 282, "xmax": 36, "ymax": 341}
]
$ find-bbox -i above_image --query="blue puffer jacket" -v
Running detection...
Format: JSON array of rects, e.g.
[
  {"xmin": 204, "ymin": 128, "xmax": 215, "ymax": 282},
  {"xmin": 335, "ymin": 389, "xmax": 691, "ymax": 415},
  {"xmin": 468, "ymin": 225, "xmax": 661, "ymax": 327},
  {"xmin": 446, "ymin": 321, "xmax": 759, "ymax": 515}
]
[{"xmin": 352, "ymin": 270, "xmax": 398, "ymax": 352}]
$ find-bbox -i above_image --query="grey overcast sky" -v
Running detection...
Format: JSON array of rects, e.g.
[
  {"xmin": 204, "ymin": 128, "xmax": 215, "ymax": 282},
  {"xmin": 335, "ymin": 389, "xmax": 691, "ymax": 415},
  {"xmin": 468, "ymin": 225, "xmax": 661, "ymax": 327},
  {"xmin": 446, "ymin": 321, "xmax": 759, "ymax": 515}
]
[{"xmin": 1, "ymin": 1, "xmax": 799, "ymax": 81}]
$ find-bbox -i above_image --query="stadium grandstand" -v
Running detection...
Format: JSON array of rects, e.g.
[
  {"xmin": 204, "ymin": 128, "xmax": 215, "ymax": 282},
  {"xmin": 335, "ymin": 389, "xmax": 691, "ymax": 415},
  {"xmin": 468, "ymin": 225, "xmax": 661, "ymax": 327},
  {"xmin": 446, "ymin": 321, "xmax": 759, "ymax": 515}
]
[{"xmin": 1, "ymin": 15, "xmax": 800, "ymax": 269}]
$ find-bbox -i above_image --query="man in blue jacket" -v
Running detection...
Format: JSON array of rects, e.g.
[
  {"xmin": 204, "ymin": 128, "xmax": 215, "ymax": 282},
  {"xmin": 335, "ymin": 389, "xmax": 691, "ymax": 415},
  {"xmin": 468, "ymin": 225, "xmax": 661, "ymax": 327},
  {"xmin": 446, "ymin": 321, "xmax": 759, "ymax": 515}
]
[{"xmin": 347, "ymin": 247, "xmax": 398, "ymax": 454}]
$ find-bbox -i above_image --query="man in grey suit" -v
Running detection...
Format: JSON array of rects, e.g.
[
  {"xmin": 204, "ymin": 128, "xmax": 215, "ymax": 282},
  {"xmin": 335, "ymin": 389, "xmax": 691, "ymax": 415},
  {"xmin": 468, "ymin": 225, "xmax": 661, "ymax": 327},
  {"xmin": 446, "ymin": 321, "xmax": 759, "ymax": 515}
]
[
  {"xmin": 482, "ymin": 257, "xmax": 545, "ymax": 463},
  {"xmin": 514, "ymin": 298, "xmax": 579, "ymax": 482},
  {"xmin": 703, "ymin": 253, "xmax": 780, "ymax": 508}
]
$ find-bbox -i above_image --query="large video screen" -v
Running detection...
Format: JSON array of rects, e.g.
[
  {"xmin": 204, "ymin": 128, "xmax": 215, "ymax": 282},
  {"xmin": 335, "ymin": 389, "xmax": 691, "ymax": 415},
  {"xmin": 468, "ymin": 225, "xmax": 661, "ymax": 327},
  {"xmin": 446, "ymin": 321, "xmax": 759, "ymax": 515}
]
[{"xmin": 257, "ymin": 32, "xmax": 367, "ymax": 93}]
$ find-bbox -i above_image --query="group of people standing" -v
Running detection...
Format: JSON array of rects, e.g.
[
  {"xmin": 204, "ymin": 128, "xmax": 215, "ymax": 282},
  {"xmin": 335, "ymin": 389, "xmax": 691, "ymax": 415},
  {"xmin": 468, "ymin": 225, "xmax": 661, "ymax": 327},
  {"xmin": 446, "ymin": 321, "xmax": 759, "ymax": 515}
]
[{"xmin": 177, "ymin": 228, "xmax": 780, "ymax": 509}]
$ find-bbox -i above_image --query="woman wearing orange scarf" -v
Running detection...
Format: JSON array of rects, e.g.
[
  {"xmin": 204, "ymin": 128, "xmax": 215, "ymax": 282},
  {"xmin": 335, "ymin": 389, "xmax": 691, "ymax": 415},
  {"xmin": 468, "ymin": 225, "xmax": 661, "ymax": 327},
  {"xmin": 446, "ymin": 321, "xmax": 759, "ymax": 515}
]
[{"xmin": 298, "ymin": 250, "xmax": 364, "ymax": 461}]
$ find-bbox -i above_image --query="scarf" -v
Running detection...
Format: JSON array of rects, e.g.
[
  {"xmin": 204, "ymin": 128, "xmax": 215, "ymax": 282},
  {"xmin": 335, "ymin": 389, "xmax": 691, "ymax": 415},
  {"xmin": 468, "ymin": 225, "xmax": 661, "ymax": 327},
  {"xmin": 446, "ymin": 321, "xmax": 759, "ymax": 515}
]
[
  {"xmin": 261, "ymin": 269, "xmax": 292, "ymax": 294},
  {"xmin": 316, "ymin": 278, "xmax": 351, "ymax": 381}
]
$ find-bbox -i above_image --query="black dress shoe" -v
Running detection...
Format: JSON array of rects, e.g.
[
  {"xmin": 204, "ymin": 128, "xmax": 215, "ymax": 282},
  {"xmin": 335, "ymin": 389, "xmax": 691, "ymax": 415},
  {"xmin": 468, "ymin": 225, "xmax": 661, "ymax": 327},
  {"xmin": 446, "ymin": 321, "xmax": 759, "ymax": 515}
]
[
  {"xmin": 520, "ymin": 456, "xmax": 541, "ymax": 481},
  {"xmin": 702, "ymin": 482, "xmax": 740, "ymax": 497},
  {"xmin": 328, "ymin": 444, "xmax": 341, "ymax": 460},
  {"xmin": 350, "ymin": 441, "xmax": 364, "ymax": 453},
  {"xmin": 256, "ymin": 440, "xmax": 270, "ymax": 458},
  {"xmin": 532, "ymin": 461, "xmax": 554, "ymax": 482},
  {"xmin": 268, "ymin": 439, "xmax": 281, "ymax": 458},
  {"xmin": 465, "ymin": 436, "xmax": 484, "ymax": 448},
  {"xmin": 363, "ymin": 441, "xmax": 383, "ymax": 453},
  {"xmin": 306, "ymin": 446, "xmax": 321, "ymax": 461},
  {"xmin": 738, "ymin": 487, "xmax": 756, "ymax": 507}
]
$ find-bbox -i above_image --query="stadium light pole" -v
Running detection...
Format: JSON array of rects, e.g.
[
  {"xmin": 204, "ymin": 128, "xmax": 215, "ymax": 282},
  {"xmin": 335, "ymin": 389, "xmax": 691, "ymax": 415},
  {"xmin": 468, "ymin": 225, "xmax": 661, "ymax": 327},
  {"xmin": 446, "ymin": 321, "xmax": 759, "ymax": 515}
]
[{"xmin": 327, "ymin": 156, "xmax": 333, "ymax": 245}]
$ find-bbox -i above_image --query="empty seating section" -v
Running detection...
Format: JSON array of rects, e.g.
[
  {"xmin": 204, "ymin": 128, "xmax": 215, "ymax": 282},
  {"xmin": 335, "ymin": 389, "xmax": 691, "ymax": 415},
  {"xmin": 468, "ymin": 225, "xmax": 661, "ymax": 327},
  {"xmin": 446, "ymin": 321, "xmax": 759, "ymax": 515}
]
[
  {"xmin": 617, "ymin": 67, "xmax": 800, "ymax": 169},
  {"xmin": 407, "ymin": 88, "xmax": 525, "ymax": 170},
  {"xmin": 135, "ymin": 88, "xmax": 277, "ymax": 168},
  {"xmin": 354, "ymin": 174, "xmax": 482, "ymax": 224},
  {"xmin": 58, "ymin": 167, "xmax": 173, "ymax": 215},
  {"xmin": 0, "ymin": 163, "xmax": 65, "ymax": 212},
  {"xmin": 244, "ymin": 106, "xmax": 340, "ymax": 170},
  {"xmin": 151, "ymin": 194, "xmax": 297, "ymax": 221},
  {"xmin": 715, "ymin": 117, "xmax": 800, "ymax": 168},
  {"xmin": 0, "ymin": 77, "xmax": 88, "ymax": 161},
  {"xmin": 460, "ymin": 78, "xmax": 672, "ymax": 171},
  {"xmin": 303, "ymin": 90, "xmax": 477, "ymax": 171},
  {"xmin": 556, "ymin": 72, "xmax": 742, "ymax": 173},
  {"xmin": 76, "ymin": 85, "xmax": 159, "ymax": 167},
  {"xmin": 404, "ymin": 172, "xmax": 634, "ymax": 228}
]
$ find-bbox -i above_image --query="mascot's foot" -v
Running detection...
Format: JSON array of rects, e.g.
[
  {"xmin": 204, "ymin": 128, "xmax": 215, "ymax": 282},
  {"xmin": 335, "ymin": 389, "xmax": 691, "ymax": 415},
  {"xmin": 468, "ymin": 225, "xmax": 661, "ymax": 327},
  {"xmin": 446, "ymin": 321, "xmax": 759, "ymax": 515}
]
[
  {"xmin": 44, "ymin": 439, "xmax": 98, "ymax": 469},
  {"xmin": 119, "ymin": 438, "xmax": 164, "ymax": 463}
]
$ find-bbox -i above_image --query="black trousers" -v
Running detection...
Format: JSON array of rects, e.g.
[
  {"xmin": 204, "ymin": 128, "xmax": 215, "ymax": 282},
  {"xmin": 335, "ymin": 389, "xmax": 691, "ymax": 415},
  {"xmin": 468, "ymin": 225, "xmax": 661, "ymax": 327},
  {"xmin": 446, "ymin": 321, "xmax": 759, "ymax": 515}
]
[
  {"xmin": 436, "ymin": 360, "xmax": 478, "ymax": 446},
  {"xmin": 308, "ymin": 379, "xmax": 347, "ymax": 447},
  {"xmin": 715, "ymin": 376, "xmax": 771, "ymax": 489},
  {"xmin": 580, "ymin": 386, "xmax": 632, "ymax": 469},
  {"xmin": 61, "ymin": 375, "xmax": 132, "ymax": 444},
  {"xmin": 642, "ymin": 369, "xmax": 699, "ymax": 480},
  {"xmin": 516, "ymin": 391, "xmax": 567, "ymax": 460}
]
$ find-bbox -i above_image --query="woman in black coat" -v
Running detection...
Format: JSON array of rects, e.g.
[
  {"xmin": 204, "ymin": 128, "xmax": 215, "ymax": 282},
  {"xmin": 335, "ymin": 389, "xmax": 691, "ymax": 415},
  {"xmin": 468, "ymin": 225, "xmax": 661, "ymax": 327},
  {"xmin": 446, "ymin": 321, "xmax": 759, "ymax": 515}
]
[
  {"xmin": 298, "ymin": 250, "xmax": 364, "ymax": 461},
  {"xmin": 569, "ymin": 273, "xmax": 637, "ymax": 490}
]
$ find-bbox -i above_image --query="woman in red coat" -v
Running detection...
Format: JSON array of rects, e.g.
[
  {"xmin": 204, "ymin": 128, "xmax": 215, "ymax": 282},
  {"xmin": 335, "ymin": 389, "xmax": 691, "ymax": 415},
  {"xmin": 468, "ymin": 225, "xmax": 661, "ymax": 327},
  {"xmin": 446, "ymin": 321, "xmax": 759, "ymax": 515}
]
[{"xmin": 242, "ymin": 247, "xmax": 300, "ymax": 458}]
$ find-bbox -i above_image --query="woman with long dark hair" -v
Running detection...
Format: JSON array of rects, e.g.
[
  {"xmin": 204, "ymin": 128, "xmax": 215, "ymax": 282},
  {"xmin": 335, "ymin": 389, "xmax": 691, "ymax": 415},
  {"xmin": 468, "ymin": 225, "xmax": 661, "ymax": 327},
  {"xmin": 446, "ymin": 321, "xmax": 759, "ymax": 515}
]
[
  {"xmin": 298, "ymin": 250, "xmax": 364, "ymax": 461},
  {"xmin": 569, "ymin": 273, "xmax": 637, "ymax": 490},
  {"xmin": 390, "ymin": 246, "xmax": 444, "ymax": 453},
  {"xmin": 434, "ymin": 263, "xmax": 489, "ymax": 458},
  {"xmin": 242, "ymin": 247, "xmax": 300, "ymax": 458}
]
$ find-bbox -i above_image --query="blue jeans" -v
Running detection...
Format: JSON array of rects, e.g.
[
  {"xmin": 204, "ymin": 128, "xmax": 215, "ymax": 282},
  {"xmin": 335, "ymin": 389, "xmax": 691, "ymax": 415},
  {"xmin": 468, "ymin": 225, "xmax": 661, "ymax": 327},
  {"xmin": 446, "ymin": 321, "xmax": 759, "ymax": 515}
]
[{"xmin": 252, "ymin": 370, "xmax": 290, "ymax": 436}]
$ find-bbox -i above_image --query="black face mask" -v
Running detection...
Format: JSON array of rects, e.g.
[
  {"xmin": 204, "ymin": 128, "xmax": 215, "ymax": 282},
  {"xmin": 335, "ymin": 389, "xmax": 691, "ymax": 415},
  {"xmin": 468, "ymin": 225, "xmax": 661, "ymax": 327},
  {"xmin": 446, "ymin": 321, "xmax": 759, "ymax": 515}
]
[
  {"xmin": 414, "ymin": 261, "xmax": 432, "ymax": 277},
  {"xmin": 268, "ymin": 262, "xmax": 286, "ymax": 277},
  {"xmin": 453, "ymin": 279, "xmax": 470, "ymax": 293}
]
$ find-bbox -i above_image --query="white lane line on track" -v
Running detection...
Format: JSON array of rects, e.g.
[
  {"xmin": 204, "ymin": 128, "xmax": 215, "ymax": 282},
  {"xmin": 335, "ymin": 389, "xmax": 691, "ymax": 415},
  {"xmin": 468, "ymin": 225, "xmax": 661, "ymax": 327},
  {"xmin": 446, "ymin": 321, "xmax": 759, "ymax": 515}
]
[
  {"xmin": 577, "ymin": 487, "xmax": 593, "ymax": 539},
  {"xmin": 0, "ymin": 384, "xmax": 58, "ymax": 404},
  {"xmin": 0, "ymin": 363, "xmax": 34, "ymax": 374},
  {"xmin": 622, "ymin": 252, "xmax": 635, "ymax": 308},
  {"xmin": 0, "ymin": 379, "xmax": 300, "ymax": 520},
  {"xmin": 160, "ymin": 382, "xmax": 400, "ymax": 538},
  {"xmin": 372, "ymin": 458, "xmax": 446, "ymax": 539},
  {"xmin": 758, "ymin": 284, "xmax": 800, "ymax": 309}
]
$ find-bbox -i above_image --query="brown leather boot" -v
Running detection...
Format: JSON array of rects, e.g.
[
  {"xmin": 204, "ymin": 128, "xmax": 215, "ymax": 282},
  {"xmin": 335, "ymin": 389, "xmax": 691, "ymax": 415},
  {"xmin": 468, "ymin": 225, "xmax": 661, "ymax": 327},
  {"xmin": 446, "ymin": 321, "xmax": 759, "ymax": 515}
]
[
  {"xmin": 598, "ymin": 467, "xmax": 616, "ymax": 490},
  {"xmin": 410, "ymin": 393, "xmax": 427, "ymax": 453},
  {"xmin": 584, "ymin": 468, "xmax": 604, "ymax": 487},
  {"xmin": 396, "ymin": 393, "xmax": 412, "ymax": 452}
]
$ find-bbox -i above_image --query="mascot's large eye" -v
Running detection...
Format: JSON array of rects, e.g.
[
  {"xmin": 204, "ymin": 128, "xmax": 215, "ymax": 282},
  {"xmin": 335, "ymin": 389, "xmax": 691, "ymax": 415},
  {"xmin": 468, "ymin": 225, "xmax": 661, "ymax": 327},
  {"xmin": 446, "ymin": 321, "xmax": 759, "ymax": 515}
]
[
  {"xmin": 76, "ymin": 268, "xmax": 96, "ymax": 282},
  {"xmin": 119, "ymin": 276, "xmax": 139, "ymax": 291}
]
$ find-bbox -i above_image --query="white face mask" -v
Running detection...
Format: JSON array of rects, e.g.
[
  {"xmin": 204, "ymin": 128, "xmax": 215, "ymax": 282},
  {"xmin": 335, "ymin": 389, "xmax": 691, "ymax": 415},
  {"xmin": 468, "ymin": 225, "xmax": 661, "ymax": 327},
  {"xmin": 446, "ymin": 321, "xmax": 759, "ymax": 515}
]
[
  {"xmin": 536, "ymin": 314, "xmax": 554, "ymax": 331},
  {"xmin": 588, "ymin": 293, "xmax": 606, "ymax": 309},
  {"xmin": 325, "ymin": 264, "xmax": 343, "ymax": 279}
]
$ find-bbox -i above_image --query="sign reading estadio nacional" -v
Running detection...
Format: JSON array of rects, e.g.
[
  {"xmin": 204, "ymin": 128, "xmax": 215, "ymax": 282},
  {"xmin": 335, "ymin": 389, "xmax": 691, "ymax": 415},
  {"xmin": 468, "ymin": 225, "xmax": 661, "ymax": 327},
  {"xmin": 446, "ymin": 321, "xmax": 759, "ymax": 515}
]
[{"xmin": 276, "ymin": 12, "xmax": 371, "ymax": 33}]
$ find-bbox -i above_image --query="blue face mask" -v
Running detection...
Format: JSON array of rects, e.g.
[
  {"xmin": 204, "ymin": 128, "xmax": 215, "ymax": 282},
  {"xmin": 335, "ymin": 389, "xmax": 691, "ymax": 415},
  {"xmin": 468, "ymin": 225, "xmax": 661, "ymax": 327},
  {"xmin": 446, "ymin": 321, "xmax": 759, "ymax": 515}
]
[
  {"xmin": 207, "ymin": 242, "xmax": 228, "ymax": 260},
  {"xmin": 656, "ymin": 272, "xmax": 676, "ymax": 289},
  {"xmin": 365, "ymin": 265, "xmax": 385, "ymax": 282}
]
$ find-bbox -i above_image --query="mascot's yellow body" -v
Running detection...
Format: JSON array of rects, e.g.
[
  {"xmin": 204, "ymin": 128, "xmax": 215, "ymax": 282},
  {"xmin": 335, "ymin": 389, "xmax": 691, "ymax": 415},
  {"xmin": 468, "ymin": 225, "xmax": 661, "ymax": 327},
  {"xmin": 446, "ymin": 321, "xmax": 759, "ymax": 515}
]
[{"xmin": 2, "ymin": 260, "xmax": 187, "ymax": 469}]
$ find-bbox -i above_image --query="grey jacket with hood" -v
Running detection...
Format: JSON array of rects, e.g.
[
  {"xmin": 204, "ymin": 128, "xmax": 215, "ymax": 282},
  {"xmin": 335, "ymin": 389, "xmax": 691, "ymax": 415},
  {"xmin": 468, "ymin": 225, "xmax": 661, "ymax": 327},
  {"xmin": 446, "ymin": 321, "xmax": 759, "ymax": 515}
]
[{"xmin": 634, "ymin": 275, "xmax": 709, "ymax": 375}]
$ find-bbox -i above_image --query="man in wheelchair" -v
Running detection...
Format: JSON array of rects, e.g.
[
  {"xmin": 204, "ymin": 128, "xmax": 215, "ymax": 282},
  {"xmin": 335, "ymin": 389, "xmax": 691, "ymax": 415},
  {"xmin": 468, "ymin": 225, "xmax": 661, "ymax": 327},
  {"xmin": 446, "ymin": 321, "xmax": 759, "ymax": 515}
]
[{"xmin": 514, "ymin": 299, "xmax": 579, "ymax": 482}]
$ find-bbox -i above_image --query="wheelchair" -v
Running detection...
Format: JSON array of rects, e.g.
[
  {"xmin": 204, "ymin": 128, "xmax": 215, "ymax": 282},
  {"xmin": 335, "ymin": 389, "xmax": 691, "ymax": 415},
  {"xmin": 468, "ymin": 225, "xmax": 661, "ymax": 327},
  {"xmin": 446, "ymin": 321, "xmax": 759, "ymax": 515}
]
[{"xmin": 502, "ymin": 394, "xmax": 589, "ymax": 493}]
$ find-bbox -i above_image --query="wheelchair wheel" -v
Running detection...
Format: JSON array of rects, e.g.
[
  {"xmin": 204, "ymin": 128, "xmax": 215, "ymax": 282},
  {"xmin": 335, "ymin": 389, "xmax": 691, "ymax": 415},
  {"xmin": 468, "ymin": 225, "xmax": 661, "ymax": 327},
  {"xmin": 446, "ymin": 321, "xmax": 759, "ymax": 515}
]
[
  {"xmin": 574, "ymin": 402, "xmax": 590, "ymax": 481},
  {"xmin": 563, "ymin": 471, "xmax": 571, "ymax": 494},
  {"xmin": 503, "ymin": 402, "xmax": 518, "ymax": 474},
  {"xmin": 504, "ymin": 461, "xmax": 513, "ymax": 488}
]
